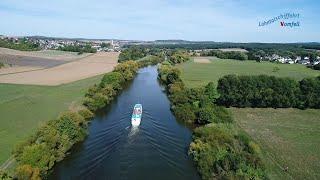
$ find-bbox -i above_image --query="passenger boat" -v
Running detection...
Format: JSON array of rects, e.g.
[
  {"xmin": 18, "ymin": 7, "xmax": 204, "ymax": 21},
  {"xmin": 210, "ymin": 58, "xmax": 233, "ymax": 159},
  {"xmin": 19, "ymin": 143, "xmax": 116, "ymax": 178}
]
[{"xmin": 131, "ymin": 104, "xmax": 142, "ymax": 126}]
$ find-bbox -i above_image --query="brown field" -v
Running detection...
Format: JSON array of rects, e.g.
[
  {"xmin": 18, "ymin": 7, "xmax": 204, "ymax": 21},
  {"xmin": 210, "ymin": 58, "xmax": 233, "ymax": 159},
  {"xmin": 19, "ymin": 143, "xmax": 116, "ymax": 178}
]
[
  {"xmin": 0, "ymin": 66, "xmax": 43, "ymax": 75},
  {"xmin": 0, "ymin": 47, "xmax": 90, "ymax": 61},
  {"xmin": 0, "ymin": 52, "xmax": 119, "ymax": 86},
  {"xmin": 193, "ymin": 57, "xmax": 211, "ymax": 63}
]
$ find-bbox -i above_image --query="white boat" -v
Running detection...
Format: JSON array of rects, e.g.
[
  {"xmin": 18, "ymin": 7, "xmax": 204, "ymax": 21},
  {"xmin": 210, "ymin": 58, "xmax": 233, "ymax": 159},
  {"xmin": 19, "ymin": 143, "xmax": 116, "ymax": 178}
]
[{"xmin": 131, "ymin": 104, "xmax": 142, "ymax": 126}]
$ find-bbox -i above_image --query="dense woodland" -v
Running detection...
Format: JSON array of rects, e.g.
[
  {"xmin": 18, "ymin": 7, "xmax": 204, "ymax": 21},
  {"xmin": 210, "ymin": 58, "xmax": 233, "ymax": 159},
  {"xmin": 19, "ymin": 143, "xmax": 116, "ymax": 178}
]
[
  {"xmin": 0, "ymin": 38, "xmax": 40, "ymax": 51},
  {"xmin": 217, "ymin": 75, "xmax": 320, "ymax": 109},
  {"xmin": 201, "ymin": 50, "xmax": 248, "ymax": 60},
  {"xmin": 158, "ymin": 58, "xmax": 267, "ymax": 179}
]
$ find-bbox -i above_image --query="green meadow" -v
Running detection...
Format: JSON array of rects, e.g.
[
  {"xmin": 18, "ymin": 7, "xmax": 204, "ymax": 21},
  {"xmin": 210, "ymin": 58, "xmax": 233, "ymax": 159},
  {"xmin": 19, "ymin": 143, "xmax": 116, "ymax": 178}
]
[
  {"xmin": 231, "ymin": 108, "xmax": 320, "ymax": 179},
  {"xmin": 0, "ymin": 75, "xmax": 103, "ymax": 165},
  {"xmin": 177, "ymin": 57, "xmax": 320, "ymax": 87},
  {"xmin": 178, "ymin": 57, "xmax": 320, "ymax": 179}
]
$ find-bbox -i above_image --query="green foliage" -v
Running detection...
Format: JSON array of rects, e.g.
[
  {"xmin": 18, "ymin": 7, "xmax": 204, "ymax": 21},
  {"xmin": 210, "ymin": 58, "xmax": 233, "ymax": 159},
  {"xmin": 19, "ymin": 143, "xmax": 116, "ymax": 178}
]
[
  {"xmin": 168, "ymin": 50, "xmax": 190, "ymax": 64},
  {"xmin": 168, "ymin": 81, "xmax": 185, "ymax": 94},
  {"xmin": 299, "ymin": 76, "xmax": 320, "ymax": 108},
  {"xmin": 58, "ymin": 44, "xmax": 96, "ymax": 53},
  {"xmin": 272, "ymin": 66, "xmax": 280, "ymax": 72},
  {"xmin": 197, "ymin": 106, "xmax": 216, "ymax": 124},
  {"xmin": 0, "ymin": 62, "xmax": 4, "ymax": 69},
  {"xmin": 189, "ymin": 124, "xmax": 266, "ymax": 180},
  {"xmin": 100, "ymin": 42, "xmax": 110, "ymax": 48},
  {"xmin": 114, "ymin": 60, "xmax": 139, "ymax": 81},
  {"xmin": 84, "ymin": 60, "xmax": 138, "ymax": 111},
  {"xmin": 0, "ymin": 170, "xmax": 12, "ymax": 180},
  {"xmin": 217, "ymin": 74, "xmax": 301, "ymax": 108},
  {"xmin": 204, "ymin": 82, "xmax": 219, "ymax": 103},
  {"xmin": 100, "ymin": 72, "xmax": 125, "ymax": 90},
  {"xmin": 158, "ymin": 62, "xmax": 232, "ymax": 125},
  {"xmin": 217, "ymin": 74, "xmax": 320, "ymax": 109},
  {"xmin": 0, "ymin": 38, "xmax": 40, "ymax": 51},
  {"xmin": 13, "ymin": 109, "xmax": 95, "ymax": 177},
  {"xmin": 18, "ymin": 143, "xmax": 53, "ymax": 173},
  {"xmin": 78, "ymin": 108, "xmax": 94, "ymax": 120},
  {"xmin": 137, "ymin": 55, "xmax": 164, "ymax": 67},
  {"xmin": 312, "ymin": 63, "xmax": 320, "ymax": 70},
  {"xmin": 173, "ymin": 104, "xmax": 197, "ymax": 123},
  {"xmin": 15, "ymin": 164, "xmax": 41, "ymax": 180},
  {"xmin": 118, "ymin": 46, "xmax": 147, "ymax": 62},
  {"xmin": 202, "ymin": 50, "xmax": 248, "ymax": 60}
]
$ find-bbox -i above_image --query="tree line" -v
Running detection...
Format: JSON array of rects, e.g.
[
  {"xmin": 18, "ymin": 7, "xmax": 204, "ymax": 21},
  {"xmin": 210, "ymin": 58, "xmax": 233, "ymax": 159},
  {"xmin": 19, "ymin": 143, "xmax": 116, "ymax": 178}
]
[
  {"xmin": 7, "ymin": 60, "xmax": 141, "ymax": 179},
  {"xmin": 118, "ymin": 46, "xmax": 190, "ymax": 63},
  {"xmin": 201, "ymin": 50, "xmax": 248, "ymax": 60},
  {"xmin": 0, "ymin": 38, "xmax": 40, "ymax": 51},
  {"xmin": 58, "ymin": 44, "xmax": 97, "ymax": 54},
  {"xmin": 217, "ymin": 74, "xmax": 320, "ymax": 109},
  {"xmin": 158, "ymin": 61, "xmax": 266, "ymax": 179}
]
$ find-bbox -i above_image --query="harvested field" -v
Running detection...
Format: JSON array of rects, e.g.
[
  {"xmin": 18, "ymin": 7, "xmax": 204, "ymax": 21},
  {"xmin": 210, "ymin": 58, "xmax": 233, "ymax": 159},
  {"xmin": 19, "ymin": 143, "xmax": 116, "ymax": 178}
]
[
  {"xmin": 218, "ymin": 48, "xmax": 248, "ymax": 52},
  {"xmin": 0, "ymin": 47, "xmax": 90, "ymax": 61},
  {"xmin": 194, "ymin": 57, "xmax": 211, "ymax": 63},
  {"xmin": 0, "ymin": 52, "xmax": 119, "ymax": 86},
  {"xmin": 0, "ymin": 66, "xmax": 42, "ymax": 75},
  {"xmin": 0, "ymin": 54, "xmax": 67, "ymax": 68}
]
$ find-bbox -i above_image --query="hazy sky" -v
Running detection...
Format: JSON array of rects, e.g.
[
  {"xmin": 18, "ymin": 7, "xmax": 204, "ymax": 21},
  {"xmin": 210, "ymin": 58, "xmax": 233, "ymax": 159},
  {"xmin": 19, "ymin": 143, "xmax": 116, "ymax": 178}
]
[{"xmin": 0, "ymin": 0, "xmax": 319, "ymax": 42}]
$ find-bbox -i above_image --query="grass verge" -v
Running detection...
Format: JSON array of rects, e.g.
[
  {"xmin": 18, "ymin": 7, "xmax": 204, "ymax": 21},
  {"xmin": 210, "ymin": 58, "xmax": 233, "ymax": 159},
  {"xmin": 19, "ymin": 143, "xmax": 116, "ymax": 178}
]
[{"xmin": 231, "ymin": 108, "xmax": 320, "ymax": 179}]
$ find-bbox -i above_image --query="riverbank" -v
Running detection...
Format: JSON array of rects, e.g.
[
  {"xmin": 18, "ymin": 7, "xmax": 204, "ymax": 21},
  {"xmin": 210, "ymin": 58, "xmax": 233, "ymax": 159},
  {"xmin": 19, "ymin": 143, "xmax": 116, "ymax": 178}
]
[
  {"xmin": 49, "ymin": 65, "xmax": 199, "ymax": 179},
  {"xmin": 177, "ymin": 57, "xmax": 320, "ymax": 179},
  {"xmin": 158, "ymin": 60, "xmax": 267, "ymax": 179},
  {"xmin": 2, "ymin": 61, "xmax": 139, "ymax": 179}
]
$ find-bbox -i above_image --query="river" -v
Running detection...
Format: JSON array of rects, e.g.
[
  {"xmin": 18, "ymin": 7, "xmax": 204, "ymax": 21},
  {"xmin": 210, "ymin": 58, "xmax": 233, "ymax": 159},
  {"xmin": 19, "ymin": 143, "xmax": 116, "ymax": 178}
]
[{"xmin": 50, "ymin": 66, "xmax": 200, "ymax": 180}]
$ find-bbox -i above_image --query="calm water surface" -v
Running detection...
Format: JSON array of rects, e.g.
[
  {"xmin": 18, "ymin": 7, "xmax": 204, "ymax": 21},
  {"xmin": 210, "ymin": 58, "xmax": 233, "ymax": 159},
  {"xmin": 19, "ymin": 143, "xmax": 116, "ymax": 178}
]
[{"xmin": 50, "ymin": 66, "xmax": 200, "ymax": 180}]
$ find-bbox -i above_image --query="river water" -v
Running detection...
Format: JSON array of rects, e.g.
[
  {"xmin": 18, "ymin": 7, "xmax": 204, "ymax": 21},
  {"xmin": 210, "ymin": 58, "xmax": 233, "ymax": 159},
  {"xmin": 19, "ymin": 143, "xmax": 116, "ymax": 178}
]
[{"xmin": 50, "ymin": 66, "xmax": 200, "ymax": 180}]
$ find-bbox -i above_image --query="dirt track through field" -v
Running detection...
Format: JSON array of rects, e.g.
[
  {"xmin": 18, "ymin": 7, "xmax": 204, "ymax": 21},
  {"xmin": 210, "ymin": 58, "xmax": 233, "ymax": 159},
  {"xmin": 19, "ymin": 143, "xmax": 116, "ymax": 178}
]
[{"xmin": 0, "ymin": 52, "xmax": 119, "ymax": 86}]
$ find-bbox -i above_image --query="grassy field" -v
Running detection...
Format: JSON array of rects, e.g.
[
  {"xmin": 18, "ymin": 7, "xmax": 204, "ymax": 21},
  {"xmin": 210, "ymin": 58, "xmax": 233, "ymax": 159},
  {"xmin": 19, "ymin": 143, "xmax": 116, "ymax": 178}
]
[
  {"xmin": 0, "ymin": 75, "xmax": 103, "ymax": 165},
  {"xmin": 177, "ymin": 58, "xmax": 320, "ymax": 179},
  {"xmin": 231, "ymin": 108, "xmax": 320, "ymax": 180},
  {"xmin": 177, "ymin": 57, "xmax": 320, "ymax": 87}
]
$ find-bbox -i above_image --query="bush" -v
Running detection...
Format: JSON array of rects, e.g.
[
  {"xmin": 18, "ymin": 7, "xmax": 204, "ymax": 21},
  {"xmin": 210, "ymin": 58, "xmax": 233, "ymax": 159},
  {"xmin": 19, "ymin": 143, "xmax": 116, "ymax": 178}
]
[
  {"xmin": 189, "ymin": 124, "xmax": 266, "ymax": 180},
  {"xmin": 0, "ymin": 170, "xmax": 12, "ymax": 180},
  {"xmin": 15, "ymin": 164, "xmax": 41, "ymax": 180},
  {"xmin": 13, "ymin": 111, "xmax": 90, "ymax": 177},
  {"xmin": 100, "ymin": 72, "xmax": 125, "ymax": 90},
  {"xmin": 168, "ymin": 81, "xmax": 185, "ymax": 94},
  {"xmin": 78, "ymin": 108, "xmax": 94, "ymax": 120},
  {"xmin": 114, "ymin": 60, "xmax": 139, "ymax": 81},
  {"xmin": 197, "ymin": 106, "xmax": 216, "ymax": 124},
  {"xmin": 173, "ymin": 104, "xmax": 197, "ymax": 123}
]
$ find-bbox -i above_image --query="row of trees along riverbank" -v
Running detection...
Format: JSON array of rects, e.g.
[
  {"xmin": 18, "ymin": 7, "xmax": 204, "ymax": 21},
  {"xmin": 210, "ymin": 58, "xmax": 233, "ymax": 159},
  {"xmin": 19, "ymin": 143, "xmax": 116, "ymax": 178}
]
[
  {"xmin": 2, "ymin": 58, "xmax": 162, "ymax": 179},
  {"xmin": 157, "ymin": 53, "xmax": 267, "ymax": 179}
]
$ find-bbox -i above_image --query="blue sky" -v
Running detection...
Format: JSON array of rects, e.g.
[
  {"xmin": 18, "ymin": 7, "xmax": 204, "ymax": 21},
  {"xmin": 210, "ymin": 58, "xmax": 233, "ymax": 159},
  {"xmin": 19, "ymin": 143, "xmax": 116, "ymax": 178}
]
[{"xmin": 0, "ymin": 0, "xmax": 319, "ymax": 42}]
